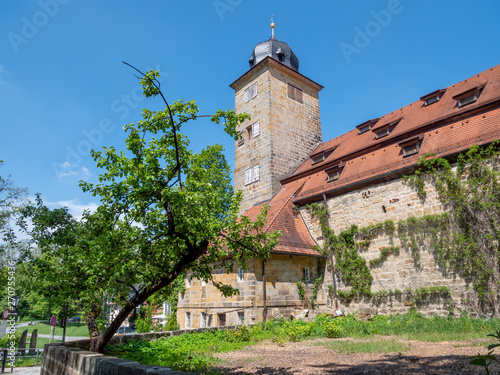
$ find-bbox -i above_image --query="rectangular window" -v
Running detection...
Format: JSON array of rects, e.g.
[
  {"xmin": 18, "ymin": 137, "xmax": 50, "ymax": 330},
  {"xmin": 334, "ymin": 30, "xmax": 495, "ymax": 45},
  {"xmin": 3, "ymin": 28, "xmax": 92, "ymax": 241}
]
[
  {"xmin": 358, "ymin": 125, "xmax": 371, "ymax": 134},
  {"xmin": 303, "ymin": 267, "xmax": 310, "ymax": 283},
  {"xmin": 288, "ymin": 84, "xmax": 303, "ymax": 103},
  {"xmin": 246, "ymin": 126, "xmax": 252, "ymax": 139},
  {"xmin": 421, "ymin": 89, "xmax": 446, "ymax": 106},
  {"xmin": 252, "ymin": 165, "xmax": 260, "ymax": 182},
  {"xmin": 201, "ymin": 312, "xmax": 207, "ymax": 328},
  {"xmin": 245, "ymin": 165, "xmax": 260, "ymax": 185},
  {"xmin": 312, "ymin": 154, "xmax": 325, "ymax": 165},
  {"xmin": 403, "ymin": 143, "xmax": 420, "ymax": 157},
  {"xmin": 457, "ymin": 93, "xmax": 478, "ymax": 107},
  {"xmin": 375, "ymin": 127, "xmax": 390, "ymax": 139},
  {"xmin": 238, "ymin": 312, "xmax": 245, "ymax": 325},
  {"xmin": 252, "ymin": 121, "xmax": 260, "ymax": 137},
  {"xmin": 186, "ymin": 312, "xmax": 191, "ymax": 328},
  {"xmin": 244, "ymin": 168, "xmax": 252, "ymax": 185},
  {"xmin": 244, "ymin": 82, "xmax": 258, "ymax": 103},
  {"xmin": 454, "ymin": 86, "xmax": 484, "ymax": 108},
  {"xmin": 237, "ymin": 267, "xmax": 245, "ymax": 282},
  {"xmin": 328, "ymin": 170, "xmax": 341, "ymax": 181}
]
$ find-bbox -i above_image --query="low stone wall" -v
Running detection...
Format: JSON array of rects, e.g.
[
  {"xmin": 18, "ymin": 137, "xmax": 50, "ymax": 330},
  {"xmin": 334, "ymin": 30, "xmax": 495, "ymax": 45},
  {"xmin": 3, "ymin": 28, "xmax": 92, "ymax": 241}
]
[{"xmin": 41, "ymin": 326, "xmax": 241, "ymax": 375}]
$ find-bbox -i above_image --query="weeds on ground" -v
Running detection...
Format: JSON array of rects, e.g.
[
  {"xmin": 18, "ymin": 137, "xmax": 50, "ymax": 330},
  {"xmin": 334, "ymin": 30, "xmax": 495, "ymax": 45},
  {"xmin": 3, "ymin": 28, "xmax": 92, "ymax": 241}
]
[
  {"xmin": 470, "ymin": 330, "xmax": 500, "ymax": 374},
  {"xmin": 107, "ymin": 310, "xmax": 500, "ymax": 373}
]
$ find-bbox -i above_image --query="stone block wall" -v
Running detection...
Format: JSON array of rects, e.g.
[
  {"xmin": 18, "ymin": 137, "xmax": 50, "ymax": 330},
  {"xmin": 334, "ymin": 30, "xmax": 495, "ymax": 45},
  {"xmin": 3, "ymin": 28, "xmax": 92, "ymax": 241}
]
[
  {"xmin": 300, "ymin": 173, "xmax": 470, "ymax": 316},
  {"xmin": 41, "ymin": 327, "xmax": 246, "ymax": 375},
  {"xmin": 232, "ymin": 58, "xmax": 323, "ymax": 212},
  {"xmin": 177, "ymin": 253, "xmax": 326, "ymax": 329}
]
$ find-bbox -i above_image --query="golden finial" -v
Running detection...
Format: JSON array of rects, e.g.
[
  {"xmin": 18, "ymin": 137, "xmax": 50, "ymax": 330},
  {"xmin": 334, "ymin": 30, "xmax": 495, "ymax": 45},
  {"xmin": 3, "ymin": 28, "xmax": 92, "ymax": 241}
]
[{"xmin": 271, "ymin": 15, "xmax": 275, "ymax": 38}]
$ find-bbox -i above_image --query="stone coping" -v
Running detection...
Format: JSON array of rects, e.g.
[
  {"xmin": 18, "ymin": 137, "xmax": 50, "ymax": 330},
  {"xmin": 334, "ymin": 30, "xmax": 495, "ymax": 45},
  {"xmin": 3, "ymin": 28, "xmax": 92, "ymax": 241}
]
[{"xmin": 40, "ymin": 325, "xmax": 242, "ymax": 375}]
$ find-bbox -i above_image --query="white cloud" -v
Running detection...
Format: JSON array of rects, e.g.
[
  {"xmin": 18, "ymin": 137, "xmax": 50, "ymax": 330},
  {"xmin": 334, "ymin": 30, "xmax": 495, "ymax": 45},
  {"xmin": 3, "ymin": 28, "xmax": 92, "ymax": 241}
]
[
  {"xmin": 45, "ymin": 198, "xmax": 99, "ymax": 220},
  {"xmin": 55, "ymin": 162, "xmax": 91, "ymax": 180}
]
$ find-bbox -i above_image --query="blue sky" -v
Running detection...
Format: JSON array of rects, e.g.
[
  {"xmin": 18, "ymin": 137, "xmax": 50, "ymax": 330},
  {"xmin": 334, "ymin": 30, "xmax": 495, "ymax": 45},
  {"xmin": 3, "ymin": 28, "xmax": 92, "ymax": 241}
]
[{"xmin": 1, "ymin": 0, "xmax": 500, "ymax": 218}]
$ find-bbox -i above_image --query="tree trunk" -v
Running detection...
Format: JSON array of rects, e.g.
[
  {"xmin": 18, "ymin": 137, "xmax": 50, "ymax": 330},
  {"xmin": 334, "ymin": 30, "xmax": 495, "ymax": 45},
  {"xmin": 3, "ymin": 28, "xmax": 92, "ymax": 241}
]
[
  {"xmin": 91, "ymin": 240, "xmax": 208, "ymax": 353},
  {"xmin": 85, "ymin": 303, "xmax": 102, "ymax": 349}
]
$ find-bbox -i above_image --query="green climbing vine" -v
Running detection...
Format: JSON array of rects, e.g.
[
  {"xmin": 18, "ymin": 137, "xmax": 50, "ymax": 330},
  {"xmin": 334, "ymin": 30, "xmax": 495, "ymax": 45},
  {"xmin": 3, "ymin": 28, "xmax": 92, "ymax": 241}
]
[
  {"xmin": 402, "ymin": 141, "xmax": 500, "ymax": 317},
  {"xmin": 306, "ymin": 141, "xmax": 500, "ymax": 316},
  {"xmin": 296, "ymin": 281, "xmax": 305, "ymax": 302}
]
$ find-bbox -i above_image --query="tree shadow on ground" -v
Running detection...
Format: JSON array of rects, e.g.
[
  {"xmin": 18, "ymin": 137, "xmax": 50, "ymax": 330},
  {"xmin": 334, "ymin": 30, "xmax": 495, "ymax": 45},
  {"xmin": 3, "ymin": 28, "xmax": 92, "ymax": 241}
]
[{"xmin": 213, "ymin": 353, "xmax": 499, "ymax": 374}]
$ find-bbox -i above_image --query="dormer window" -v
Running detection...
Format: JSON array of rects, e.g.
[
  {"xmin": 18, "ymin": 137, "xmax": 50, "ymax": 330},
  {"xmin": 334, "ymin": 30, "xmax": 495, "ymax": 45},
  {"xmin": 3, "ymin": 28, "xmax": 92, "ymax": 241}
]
[
  {"xmin": 453, "ymin": 85, "xmax": 485, "ymax": 108},
  {"xmin": 373, "ymin": 118, "xmax": 402, "ymax": 139},
  {"xmin": 375, "ymin": 127, "xmax": 391, "ymax": 139},
  {"xmin": 276, "ymin": 48, "xmax": 285, "ymax": 63},
  {"xmin": 420, "ymin": 89, "xmax": 446, "ymax": 106},
  {"xmin": 288, "ymin": 84, "xmax": 303, "ymax": 103},
  {"xmin": 310, "ymin": 146, "xmax": 337, "ymax": 165},
  {"xmin": 244, "ymin": 82, "xmax": 258, "ymax": 103},
  {"xmin": 399, "ymin": 135, "xmax": 424, "ymax": 157},
  {"xmin": 356, "ymin": 119, "xmax": 379, "ymax": 135},
  {"xmin": 312, "ymin": 154, "xmax": 326, "ymax": 164},
  {"xmin": 326, "ymin": 162, "xmax": 345, "ymax": 182}
]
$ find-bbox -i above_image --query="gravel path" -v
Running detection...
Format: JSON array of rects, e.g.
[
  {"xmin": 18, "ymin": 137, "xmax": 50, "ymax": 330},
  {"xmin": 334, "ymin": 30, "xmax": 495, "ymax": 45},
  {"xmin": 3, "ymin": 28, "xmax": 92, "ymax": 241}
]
[{"xmin": 213, "ymin": 337, "xmax": 500, "ymax": 374}]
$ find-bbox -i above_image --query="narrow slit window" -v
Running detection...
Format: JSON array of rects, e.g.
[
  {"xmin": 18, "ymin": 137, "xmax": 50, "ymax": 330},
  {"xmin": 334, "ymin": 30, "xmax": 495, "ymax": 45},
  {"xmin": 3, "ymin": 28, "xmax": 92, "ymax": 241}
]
[
  {"xmin": 186, "ymin": 312, "xmax": 191, "ymax": 328},
  {"xmin": 303, "ymin": 267, "xmax": 310, "ymax": 283},
  {"xmin": 237, "ymin": 267, "xmax": 245, "ymax": 282},
  {"xmin": 201, "ymin": 313, "xmax": 207, "ymax": 328}
]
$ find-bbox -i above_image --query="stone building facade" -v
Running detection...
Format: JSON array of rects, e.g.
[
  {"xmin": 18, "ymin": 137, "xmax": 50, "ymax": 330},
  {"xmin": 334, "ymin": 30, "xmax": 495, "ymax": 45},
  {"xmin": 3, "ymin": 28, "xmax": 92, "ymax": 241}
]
[{"xmin": 177, "ymin": 29, "xmax": 500, "ymax": 328}]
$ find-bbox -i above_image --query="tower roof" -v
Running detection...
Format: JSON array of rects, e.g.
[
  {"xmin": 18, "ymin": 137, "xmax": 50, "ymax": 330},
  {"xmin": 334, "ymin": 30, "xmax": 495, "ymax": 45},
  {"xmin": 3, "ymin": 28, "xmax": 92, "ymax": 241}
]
[{"xmin": 248, "ymin": 32, "xmax": 299, "ymax": 72}]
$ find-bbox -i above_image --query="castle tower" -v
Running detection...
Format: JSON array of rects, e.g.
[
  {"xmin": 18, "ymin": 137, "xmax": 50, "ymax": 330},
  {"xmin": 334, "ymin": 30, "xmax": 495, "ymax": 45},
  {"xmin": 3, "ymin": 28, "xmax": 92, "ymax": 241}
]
[{"xmin": 230, "ymin": 23, "xmax": 323, "ymax": 212}]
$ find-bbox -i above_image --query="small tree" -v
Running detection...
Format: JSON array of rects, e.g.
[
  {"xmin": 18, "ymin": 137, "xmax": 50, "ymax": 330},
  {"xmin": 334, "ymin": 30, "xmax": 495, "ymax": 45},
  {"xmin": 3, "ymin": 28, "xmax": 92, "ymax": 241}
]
[{"xmin": 19, "ymin": 65, "xmax": 280, "ymax": 353}]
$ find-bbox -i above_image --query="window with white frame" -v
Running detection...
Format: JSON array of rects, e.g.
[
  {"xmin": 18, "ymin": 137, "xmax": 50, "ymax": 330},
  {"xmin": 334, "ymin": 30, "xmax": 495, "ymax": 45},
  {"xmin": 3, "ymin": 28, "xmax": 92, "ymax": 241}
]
[
  {"xmin": 237, "ymin": 267, "xmax": 245, "ymax": 282},
  {"xmin": 163, "ymin": 302, "xmax": 171, "ymax": 316},
  {"xmin": 201, "ymin": 312, "xmax": 207, "ymax": 328},
  {"xmin": 303, "ymin": 267, "xmax": 310, "ymax": 283},
  {"xmin": 244, "ymin": 82, "xmax": 258, "ymax": 103},
  {"xmin": 185, "ymin": 312, "xmax": 191, "ymax": 328},
  {"xmin": 244, "ymin": 165, "xmax": 260, "ymax": 185},
  {"xmin": 252, "ymin": 121, "xmax": 260, "ymax": 137}
]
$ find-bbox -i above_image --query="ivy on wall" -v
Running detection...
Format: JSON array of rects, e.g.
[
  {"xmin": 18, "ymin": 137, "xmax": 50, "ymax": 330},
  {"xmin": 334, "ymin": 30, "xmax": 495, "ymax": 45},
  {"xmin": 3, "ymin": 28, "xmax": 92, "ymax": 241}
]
[
  {"xmin": 307, "ymin": 141, "xmax": 500, "ymax": 317},
  {"xmin": 402, "ymin": 141, "xmax": 500, "ymax": 317}
]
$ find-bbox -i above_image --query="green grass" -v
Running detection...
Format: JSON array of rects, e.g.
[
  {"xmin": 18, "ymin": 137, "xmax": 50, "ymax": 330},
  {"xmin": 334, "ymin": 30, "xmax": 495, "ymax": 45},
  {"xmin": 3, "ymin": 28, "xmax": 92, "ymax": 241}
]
[
  {"xmin": 316, "ymin": 338, "xmax": 411, "ymax": 353},
  {"xmin": 18, "ymin": 322, "xmax": 89, "ymax": 337},
  {"xmin": 107, "ymin": 311, "xmax": 500, "ymax": 374}
]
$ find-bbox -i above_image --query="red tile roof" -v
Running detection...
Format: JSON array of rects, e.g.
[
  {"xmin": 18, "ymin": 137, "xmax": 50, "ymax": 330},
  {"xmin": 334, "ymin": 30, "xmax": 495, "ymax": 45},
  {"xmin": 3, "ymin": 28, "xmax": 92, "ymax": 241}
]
[{"xmin": 245, "ymin": 64, "xmax": 500, "ymax": 256}]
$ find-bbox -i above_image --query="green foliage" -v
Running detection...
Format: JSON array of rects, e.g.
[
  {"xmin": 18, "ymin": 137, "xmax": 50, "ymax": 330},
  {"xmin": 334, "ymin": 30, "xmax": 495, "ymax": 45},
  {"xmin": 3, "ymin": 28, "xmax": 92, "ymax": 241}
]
[
  {"xmin": 310, "ymin": 277, "xmax": 322, "ymax": 308},
  {"xmin": 470, "ymin": 330, "xmax": 500, "ymax": 374},
  {"xmin": 15, "ymin": 66, "xmax": 280, "ymax": 352},
  {"xmin": 0, "ymin": 330, "xmax": 22, "ymax": 348},
  {"xmin": 296, "ymin": 281, "xmax": 305, "ymax": 302},
  {"xmin": 402, "ymin": 141, "xmax": 500, "ymax": 316},
  {"xmin": 369, "ymin": 246, "xmax": 400, "ymax": 267},
  {"xmin": 108, "ymin": 312, "xmax": 500, "ymax": 373},
  {"xmin": 135, "ymin": 305, "xmax": 154, "ymax": 333}
]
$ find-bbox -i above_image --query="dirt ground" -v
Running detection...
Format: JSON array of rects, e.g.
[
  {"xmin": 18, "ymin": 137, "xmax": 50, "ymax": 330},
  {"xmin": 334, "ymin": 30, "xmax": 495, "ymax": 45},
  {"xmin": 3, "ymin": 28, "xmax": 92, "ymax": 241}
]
[{"xmin": 212, "ymin": 337, "xmax": 499, "ymax": 374}]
